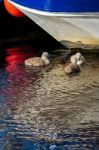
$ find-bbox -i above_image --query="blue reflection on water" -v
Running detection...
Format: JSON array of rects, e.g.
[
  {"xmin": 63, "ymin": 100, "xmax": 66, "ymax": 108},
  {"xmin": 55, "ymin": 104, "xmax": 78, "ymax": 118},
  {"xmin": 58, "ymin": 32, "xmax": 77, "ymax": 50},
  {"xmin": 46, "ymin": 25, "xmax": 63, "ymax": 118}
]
[{"xmin": 2, "ymin": 133, "xmax": 99, "ymax": 150}]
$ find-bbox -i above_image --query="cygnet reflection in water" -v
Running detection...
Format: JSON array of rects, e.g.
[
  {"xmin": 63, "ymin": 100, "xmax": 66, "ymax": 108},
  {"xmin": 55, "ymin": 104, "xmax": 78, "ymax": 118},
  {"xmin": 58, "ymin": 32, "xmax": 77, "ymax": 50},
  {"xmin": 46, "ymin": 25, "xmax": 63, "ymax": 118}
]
[{"xmin": 24, "ymin": 52, "xmax": 50, "ymax": 66}]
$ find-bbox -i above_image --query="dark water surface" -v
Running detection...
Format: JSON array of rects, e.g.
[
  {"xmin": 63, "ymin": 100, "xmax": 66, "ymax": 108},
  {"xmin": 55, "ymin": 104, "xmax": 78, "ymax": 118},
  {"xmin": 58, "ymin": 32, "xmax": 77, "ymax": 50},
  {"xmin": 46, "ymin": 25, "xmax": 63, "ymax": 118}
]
[{"xmin": 0, "ymin": 43, "xmax": 99, "ymax": 150}]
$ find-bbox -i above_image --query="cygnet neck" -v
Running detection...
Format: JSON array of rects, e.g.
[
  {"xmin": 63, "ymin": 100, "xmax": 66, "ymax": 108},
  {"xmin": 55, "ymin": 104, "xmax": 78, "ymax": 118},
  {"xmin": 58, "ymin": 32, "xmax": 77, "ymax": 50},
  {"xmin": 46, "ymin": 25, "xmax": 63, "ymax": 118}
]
[{"xmin": 41, "ymin": 55, "xmax": 49, "ymax": 65}]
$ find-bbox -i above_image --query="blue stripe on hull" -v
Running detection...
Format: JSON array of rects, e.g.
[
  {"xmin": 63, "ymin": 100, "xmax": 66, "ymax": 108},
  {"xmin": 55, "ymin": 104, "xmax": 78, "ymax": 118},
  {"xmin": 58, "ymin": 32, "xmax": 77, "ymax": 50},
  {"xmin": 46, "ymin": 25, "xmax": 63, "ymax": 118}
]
[{"xmin": 10, "ymin": 0, "xmax": 99, "ymax": 12}]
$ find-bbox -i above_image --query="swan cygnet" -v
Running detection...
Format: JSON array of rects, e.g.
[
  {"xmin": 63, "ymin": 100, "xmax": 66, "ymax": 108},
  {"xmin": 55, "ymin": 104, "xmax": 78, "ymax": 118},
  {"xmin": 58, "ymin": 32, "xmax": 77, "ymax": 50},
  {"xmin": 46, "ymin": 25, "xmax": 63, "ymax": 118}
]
[
  {"xmin": 65, "ymin": 63, "xmax": 80, "ymax": 74},
  {"xmin": 24, "ymin": 52, "xmax": 50, "ymax": 66},
  {"xmin": 70, "ymin": 52, "xmax": 85, "ymax": 66},
  {"xmin": 65, "ymin": 57, "xmax": 80, "ymax": 74}
]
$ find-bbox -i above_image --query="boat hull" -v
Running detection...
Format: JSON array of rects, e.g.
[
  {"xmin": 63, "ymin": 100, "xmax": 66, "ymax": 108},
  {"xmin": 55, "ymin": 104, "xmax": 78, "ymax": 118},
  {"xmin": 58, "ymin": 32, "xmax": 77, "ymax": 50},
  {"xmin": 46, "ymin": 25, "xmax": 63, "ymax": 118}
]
[{"xmin": 8, "ymin": 1, "xmax": 99, "ymax": 46}]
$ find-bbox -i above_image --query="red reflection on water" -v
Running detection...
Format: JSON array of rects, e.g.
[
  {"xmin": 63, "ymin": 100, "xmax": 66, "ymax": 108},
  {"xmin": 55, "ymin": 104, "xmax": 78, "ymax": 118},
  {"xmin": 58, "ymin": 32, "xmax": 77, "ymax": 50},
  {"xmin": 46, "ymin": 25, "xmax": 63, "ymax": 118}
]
[
  {"xmin": 4, "ymin": 45, "xmax": 38, "ymax": 99},
  {"xmin": 5, "ymin": 45, "xmax": 36, "ymax": 67}
]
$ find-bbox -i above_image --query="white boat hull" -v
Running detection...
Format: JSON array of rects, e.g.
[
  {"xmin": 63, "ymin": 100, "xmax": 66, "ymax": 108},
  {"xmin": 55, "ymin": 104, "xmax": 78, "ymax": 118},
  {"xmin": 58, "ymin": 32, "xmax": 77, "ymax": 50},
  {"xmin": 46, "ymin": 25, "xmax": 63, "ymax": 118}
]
[{"xmin": 9, "ymin": 1, "xmax": 99, "ymax": 46}]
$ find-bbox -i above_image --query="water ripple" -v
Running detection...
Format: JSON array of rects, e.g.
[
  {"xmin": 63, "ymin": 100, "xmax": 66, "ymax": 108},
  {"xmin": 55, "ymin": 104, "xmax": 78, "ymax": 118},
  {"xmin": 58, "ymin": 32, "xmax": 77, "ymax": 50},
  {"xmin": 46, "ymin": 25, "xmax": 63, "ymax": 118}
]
[{"xmin": 0, "ymin": 49, "xmax": 99, "ymax": 149}]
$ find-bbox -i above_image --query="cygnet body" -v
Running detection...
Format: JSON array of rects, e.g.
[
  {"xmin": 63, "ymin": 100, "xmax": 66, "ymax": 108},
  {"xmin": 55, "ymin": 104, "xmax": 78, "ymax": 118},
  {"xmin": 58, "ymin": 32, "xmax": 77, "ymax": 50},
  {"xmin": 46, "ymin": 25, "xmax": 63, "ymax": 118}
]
[
  {"xmin": 70, "ymin": 52, "xmax": 85, "ymax": 66},
  {"xmin": 65, "ymin": 56, "xmax": 80, "ymax": 74},
  {"xmin": 25, "ymin": 52, "xmax": 50, "ymax": 66},
  {"xmin": 65, "ymin": 63, "xmax": 80, "ymax": 74}
]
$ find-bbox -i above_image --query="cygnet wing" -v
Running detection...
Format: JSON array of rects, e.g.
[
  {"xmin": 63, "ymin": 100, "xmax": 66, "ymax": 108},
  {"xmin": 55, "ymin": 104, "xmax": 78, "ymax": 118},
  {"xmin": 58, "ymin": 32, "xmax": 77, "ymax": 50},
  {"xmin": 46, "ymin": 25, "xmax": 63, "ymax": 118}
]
[{"xmin": 25, "ymin": 57, "xmax": 44, "ymax": 66}]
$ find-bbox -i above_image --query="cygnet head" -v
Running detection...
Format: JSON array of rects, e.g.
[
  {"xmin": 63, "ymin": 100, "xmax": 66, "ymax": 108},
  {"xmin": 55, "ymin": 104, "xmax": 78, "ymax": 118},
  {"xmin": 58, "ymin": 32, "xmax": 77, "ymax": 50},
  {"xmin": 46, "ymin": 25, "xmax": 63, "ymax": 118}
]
[
  {"xmin": 75, "ymin": 52, "xmax": 82, "ymax": 59},
  {"xmin": 41, "ymin": 52, "xmax": 49, "ymax": 60}
]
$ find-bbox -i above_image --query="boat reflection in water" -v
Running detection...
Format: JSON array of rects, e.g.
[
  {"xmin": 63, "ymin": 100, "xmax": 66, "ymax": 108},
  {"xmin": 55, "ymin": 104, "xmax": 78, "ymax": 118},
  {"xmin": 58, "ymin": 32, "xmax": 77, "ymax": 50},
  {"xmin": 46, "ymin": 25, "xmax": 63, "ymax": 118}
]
[
  {"xmin": 5, "ymin": 45, "xmax": 40, "ymax": 101},
  {"xmin": 0, "ymin": 44, "xmax": 99, "ymax": 149}
]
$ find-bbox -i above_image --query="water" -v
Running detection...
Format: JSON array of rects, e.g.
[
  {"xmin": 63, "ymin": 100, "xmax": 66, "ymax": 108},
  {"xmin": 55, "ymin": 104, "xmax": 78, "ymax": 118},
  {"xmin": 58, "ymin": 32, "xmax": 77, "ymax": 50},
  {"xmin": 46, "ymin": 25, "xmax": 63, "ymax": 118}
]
[{"xmin": 0, "ymin": 44, "xmax": 99, "ymax": 150}]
